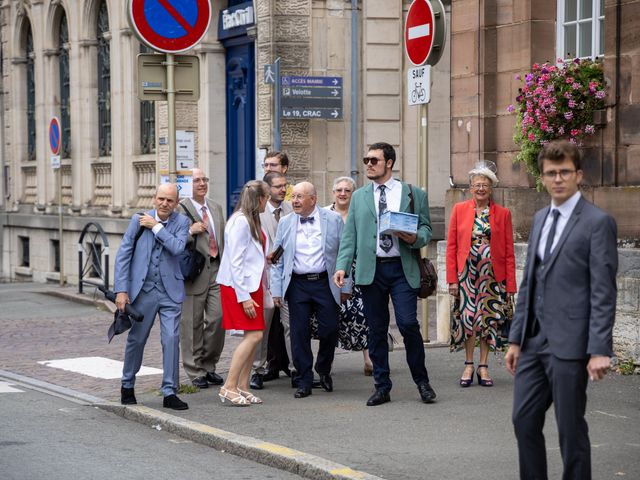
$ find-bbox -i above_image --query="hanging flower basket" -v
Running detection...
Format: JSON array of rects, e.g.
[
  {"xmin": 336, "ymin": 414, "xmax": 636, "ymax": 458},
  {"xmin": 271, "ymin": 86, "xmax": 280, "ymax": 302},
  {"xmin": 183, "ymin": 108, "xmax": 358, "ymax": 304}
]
[{"xmin": 508, "ymin": 58, "xmax": 606, "ymax": 187}]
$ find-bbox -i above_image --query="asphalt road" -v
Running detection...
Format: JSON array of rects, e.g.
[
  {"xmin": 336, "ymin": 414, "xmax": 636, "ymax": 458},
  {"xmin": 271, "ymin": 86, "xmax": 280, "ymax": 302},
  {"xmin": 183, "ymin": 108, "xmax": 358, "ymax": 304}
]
[{"xmin": 0, "ymin": 383, "xmax": 302, "ymax": 480}]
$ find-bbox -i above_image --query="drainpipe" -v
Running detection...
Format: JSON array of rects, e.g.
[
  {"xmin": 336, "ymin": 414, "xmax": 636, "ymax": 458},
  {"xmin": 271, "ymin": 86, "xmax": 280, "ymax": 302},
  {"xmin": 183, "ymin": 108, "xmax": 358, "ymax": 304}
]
[
  {"xmin": 614, "ymin": 0, "xmax": 621, "ymax": 185},
  {"xmin": 350, "ymin": 0, "xmax": 359, "ymax": 182}
]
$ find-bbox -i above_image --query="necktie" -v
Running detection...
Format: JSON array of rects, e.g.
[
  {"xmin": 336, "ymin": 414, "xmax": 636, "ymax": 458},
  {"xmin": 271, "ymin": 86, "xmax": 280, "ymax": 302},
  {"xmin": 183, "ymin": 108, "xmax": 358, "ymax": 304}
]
[
  {"xmin": 274, "ymin": 207, "xmax": 281, "ymax": 222},
  {"xmin": 378, "ymin": 185, "xmax": 393, "ymax": 253},
  {"xmin": 201, "ymin": 206, "xmax": 219, "ymax": 258},
  {"xmin": 300, "ymin": 216, "xmax": 314, "ymax": 224},
  {"xmin": 544, "ymin": 209, "xmax": 560, "ymax": 260}
]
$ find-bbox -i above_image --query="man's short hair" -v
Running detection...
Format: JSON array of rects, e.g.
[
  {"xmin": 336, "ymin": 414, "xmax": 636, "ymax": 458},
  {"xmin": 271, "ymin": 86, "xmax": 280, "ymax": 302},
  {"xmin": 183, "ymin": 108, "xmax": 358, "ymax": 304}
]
[
  {"xmin": 265, "ymin": 150, "xmax": 289, "ymax": 167},
  {"xmin": 369, "ymin": 142, "xmax": 396, "ymax": 168},
  {"xmin": 263, "ymin": 171, "xmax": 286, "ymax": 186},
  {"xmin": 537, "ymin": 140, "xmax": 581, "ymax": 171}
]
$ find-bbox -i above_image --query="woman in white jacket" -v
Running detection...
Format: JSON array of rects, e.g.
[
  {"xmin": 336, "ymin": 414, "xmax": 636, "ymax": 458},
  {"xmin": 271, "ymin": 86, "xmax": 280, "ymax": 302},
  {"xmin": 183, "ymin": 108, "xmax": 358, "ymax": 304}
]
[{"xmin": 216, "ymin": 180, "xmax": 270, "ymax": 406}]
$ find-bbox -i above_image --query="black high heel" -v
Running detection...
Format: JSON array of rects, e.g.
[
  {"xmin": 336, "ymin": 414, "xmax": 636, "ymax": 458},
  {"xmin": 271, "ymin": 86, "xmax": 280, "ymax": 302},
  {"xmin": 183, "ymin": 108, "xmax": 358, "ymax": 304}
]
[
  {"xmin": 460, "ymin": 361, "xmax": 474, "ymax": 387},
  {"xmin": 476, "ymin": 364, "xmax": 494, "ymax": 387}
]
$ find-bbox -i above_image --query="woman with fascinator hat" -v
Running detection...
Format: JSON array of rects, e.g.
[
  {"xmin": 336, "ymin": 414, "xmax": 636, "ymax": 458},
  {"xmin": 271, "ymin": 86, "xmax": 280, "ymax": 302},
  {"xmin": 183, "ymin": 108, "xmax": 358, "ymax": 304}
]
[{"xmin": 446, "ymin": 161, "xmax": 517, "ymax": 387}]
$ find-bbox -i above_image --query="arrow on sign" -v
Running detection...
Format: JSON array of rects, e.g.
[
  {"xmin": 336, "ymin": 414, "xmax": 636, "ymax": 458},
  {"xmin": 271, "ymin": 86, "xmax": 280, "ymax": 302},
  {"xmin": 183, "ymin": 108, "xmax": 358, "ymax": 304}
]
[
  {"xmin": 331, "ymin": 110, "xmax": 339, "ymax": 118},
  {"xmin": 332, "ymin": 78, "xmax": 338, "ymax": 85},
  {"xmin": 331, "ymin": 89, "xmax": 339, "ymax": 97}
]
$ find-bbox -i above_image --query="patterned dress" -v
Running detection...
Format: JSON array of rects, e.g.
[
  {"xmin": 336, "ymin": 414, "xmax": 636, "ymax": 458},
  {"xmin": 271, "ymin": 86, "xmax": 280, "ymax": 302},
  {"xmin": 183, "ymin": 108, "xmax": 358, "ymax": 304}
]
[{"xmin": 450, "ymin": 208, "xmax": 508, "ymax": 351}]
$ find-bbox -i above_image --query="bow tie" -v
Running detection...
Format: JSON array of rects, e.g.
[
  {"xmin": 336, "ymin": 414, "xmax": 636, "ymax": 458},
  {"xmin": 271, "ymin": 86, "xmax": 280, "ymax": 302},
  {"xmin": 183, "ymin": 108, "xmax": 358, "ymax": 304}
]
[{"xmin": 300, "ymin": 216, "xmax": 315, "ymax": 224}]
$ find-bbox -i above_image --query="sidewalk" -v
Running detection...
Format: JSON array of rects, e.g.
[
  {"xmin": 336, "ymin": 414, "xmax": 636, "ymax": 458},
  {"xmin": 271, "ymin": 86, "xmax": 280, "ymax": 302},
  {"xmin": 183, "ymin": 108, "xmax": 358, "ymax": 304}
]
[{"xmin": 1, "ymin": 282, "xmax": 639, "ymax": 479}]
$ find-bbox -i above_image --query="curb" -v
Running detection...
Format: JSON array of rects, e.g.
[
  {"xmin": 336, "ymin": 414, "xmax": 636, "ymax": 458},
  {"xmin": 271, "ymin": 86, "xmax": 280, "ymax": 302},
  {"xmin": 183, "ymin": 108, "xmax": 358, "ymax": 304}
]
[
  {"xmin": 43, "ymin": 288, "xmax": 116, "ymax": 313},
  {"xmin": 98, "ymin": 403, "xmax": 385, "ymax": 480},
  {"xmin": 0, "ymin": 370, "xmax": 384, "ymax": 480}
]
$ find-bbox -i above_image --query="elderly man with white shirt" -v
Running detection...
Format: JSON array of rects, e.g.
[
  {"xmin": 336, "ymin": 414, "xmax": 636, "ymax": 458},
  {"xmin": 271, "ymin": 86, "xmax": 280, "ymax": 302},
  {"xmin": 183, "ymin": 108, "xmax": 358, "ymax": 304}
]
[{"xmin": 270, "ymin": 181, "xmax": 352, "ymax": 399}]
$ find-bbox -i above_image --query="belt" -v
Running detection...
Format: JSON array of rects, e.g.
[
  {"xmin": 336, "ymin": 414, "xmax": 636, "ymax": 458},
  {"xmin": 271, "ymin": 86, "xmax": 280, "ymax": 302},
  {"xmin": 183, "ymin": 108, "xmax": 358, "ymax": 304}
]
[
  {"xmin": 292, "ymin": 271, "xmax": 328, "ymax": 281},
  {"xmin": 376, "ymin": 257, "xmax": 401, "ymax": 263}
]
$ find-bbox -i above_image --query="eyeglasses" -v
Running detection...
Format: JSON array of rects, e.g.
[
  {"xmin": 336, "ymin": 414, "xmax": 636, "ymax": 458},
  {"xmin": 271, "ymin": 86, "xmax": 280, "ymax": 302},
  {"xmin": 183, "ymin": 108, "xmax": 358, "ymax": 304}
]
[
  {"xmin": 471, "ymin": 183, "xmax": 491, "ymax": 190},
  {"xmin": 270, "ymin": 183, "xmax": 288, "ymax": 190},
  {"xmin": 263, "ymin": 162, "xmax": 281, "ymax": 168},
  {"xmin": 334, "ymin": 188, "xmax": 352, "ymax": 193},
  {"xmin": 193, "ymin": 177, "xmax": 209, "ymax": 184},
  {"xmin": 541, "ymin": 169, "xmax": 577, "ymax": 180},
  {"xmin": 363, "ymin": 156, "xmax": 384, "ymax": 166}
]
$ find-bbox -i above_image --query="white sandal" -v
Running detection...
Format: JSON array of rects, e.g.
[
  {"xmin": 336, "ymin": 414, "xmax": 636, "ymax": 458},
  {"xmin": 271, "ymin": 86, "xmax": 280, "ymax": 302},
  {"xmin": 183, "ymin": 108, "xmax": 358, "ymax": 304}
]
[
  {"xmin": 237, "ymin": 388, "xmax": 263, "ymax": 404},
  {"xmin": 218, "ymin": 387, "xmax": 250, "ymax": 406}
]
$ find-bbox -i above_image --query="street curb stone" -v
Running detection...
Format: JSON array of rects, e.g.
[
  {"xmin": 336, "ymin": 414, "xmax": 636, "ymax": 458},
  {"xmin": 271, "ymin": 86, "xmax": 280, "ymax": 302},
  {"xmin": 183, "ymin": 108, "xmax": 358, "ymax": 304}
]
[
  {"xmin": 0, "ymin": 369, "xmax": 384, "ymax": 480},
  {"xmin": 97, "ymin": 402, "xmax": 385, "ymax": 480}
]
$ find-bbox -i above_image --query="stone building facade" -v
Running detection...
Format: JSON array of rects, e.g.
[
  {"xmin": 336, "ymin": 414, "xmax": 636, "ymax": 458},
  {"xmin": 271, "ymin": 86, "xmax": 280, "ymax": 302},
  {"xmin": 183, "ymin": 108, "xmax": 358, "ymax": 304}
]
[{"xmin": 0, "ymin": 0, "xmax": 452, "ymax": 284}]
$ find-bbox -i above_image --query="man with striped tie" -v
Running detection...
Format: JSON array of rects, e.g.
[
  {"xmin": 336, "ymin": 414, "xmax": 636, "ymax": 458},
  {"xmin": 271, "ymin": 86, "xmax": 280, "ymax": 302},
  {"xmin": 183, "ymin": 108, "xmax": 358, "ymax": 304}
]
[{"xmin": 178, "ymin": 168, "xmax": 226, "ymax": 389}]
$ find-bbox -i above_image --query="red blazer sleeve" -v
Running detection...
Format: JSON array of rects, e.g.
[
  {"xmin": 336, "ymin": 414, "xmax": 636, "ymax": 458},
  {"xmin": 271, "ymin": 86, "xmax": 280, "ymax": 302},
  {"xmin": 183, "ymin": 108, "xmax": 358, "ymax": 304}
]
[
  {"xmin": 503, "ymin": 208, "xmax": 517, "ymax": 293},
  {"xmin": 446, "ymin": 203, "xmax": 460, "ymax": 284}
]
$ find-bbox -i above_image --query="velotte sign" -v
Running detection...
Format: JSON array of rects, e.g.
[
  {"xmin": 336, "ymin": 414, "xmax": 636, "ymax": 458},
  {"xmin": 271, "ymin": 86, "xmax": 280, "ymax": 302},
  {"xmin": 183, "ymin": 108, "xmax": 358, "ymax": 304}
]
[{"xmin": 404, "ymin": 0, "xmax": 435, "ymax": 66}]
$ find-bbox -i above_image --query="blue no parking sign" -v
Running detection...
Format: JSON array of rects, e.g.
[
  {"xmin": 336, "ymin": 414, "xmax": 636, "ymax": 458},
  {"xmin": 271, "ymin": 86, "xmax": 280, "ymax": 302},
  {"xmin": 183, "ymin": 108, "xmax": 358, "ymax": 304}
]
[
  {"xmin": 128, "ymin": 0, "xmax": 212, "ymax": 53},
  {"xmin": 49, "ymin": 117, "xmax": 61, "ymax": 155}
]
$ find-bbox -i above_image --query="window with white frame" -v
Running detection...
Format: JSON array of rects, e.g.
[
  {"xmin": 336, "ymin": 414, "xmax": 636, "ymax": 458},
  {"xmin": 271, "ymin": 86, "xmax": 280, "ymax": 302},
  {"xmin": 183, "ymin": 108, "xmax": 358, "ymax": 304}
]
[{"xmin": 557, "ymin": 0, "xmax": 604, "ymax": 60}]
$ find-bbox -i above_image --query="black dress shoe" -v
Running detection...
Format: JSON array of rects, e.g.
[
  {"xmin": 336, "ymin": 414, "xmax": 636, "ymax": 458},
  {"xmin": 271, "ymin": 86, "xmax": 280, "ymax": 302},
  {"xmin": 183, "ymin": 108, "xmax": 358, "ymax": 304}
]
[
  {"xmin": 294, "ymin": 387, "xmax": 312, "ymax": 398},
  {"xmin": 205, "ymin": 371, "xmax": 224, "ymax": 385},
  {"xmin": 163, "ymin": 394, "xmax": 189, "ymax": 410},
  {"xmin": 366, "ymin": 389, "xmax": 391, "ymax": 406},
  {"xmin": 263, "ymin": 369, "xmax": 279, "ymax": 382},
  {"xmin": 417, "ymin": 382, "xmax": 437, "ymax": 404},
  {"xmin": 250, "ymin": 373, "xmax": 264, "ymax": 390},
  {"xmin": 121, "ymin": 386, "xmax": 137, "ymax": 405},
  {"xmin": 192, "ymin": 376, "xmax": 209, "ymax": 389},
  {"xmin": 319, "ymin": 374, "xmax": 333, "ymax": 392}
]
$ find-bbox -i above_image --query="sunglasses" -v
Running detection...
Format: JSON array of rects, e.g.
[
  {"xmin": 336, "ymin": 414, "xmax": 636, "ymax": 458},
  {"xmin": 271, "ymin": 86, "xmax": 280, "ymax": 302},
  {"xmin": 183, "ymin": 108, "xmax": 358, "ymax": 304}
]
[{"xmin": 362, "ymin": 156, "xmax": 385, "ymax": 166}]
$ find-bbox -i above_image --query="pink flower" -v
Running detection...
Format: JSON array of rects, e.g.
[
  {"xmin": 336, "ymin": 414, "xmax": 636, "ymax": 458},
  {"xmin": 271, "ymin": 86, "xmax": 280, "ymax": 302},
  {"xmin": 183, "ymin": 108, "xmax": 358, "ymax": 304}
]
[
  {"xmin": 595, "ymin": 90, "xmax": 606, "ymax": 99},
  {"xmin": 528, "ymin": 133, "xmax": 536, "ymax": 141},
  {"xmin": 570, "ymin": 129, "xmax": 580, "ymax": 137},
  {"xmin": 585, "ymin": 125, "xmax": 595, "ymax": 134},
  {"xmin": 558, "ymin": 126, "xmax": 565, "ymax": 135},
  {"xmin": 515, "ymin": 74, "xmax": 521, "ymax": 81},
  {"xmin": 568, "ymin": 99, "xmax": 577, "ymax": 108},
  {"xmin": 507, "ymin": 104, "xmax": 515, "ymax": 113},
  {"xmin": 564, "ymin": 111, "xmax": 574, "ymax": 120}
]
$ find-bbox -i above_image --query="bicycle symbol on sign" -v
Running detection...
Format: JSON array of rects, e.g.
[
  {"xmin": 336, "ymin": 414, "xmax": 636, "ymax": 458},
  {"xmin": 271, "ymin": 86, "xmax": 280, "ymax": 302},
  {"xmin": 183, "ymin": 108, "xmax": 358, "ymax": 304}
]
[{"xmin": 411, "ymin": 82, "xmax": 427, "ymax": 103}]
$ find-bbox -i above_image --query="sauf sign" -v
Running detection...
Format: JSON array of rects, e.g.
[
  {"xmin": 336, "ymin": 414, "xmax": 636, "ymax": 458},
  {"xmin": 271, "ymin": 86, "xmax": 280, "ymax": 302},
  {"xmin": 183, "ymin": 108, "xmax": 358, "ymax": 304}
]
[{"xmin": 404, "ymin": 0, "xmax": 446, "ymax": 105}]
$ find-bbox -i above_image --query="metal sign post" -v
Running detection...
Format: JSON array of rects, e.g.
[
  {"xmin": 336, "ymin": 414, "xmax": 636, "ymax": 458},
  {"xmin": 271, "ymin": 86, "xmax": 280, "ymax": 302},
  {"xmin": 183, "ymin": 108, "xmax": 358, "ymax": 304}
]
[
  {"xmin": 128, "ymin": 0, "xmax": 211, "ymax": 183},
  {"xmin": 49, "ymin": 117, "xmax": 64, "ymax": 285},
  {"xmin": 274, "ymin": 58, "xmax": 281, "ymax": 151}
]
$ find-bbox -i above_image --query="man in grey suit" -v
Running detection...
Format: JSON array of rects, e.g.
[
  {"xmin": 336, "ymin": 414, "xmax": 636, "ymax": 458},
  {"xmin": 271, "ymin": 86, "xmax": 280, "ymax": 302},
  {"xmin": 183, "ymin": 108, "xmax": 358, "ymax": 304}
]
[
  {"xmin": 250, "ymin": 172, "xmax": 293, "ymax": 390},
  {"xmin": 505, "ymin": 140, "xmax": 618, "ymax": 480},
  {"xmin": 114, "ymin": 183, "xmax": 191, "ymax": 410},
  {"xmin": 178, "ymin": 168, "xmax": 226, "ymax": 389},
  {"xmin": 270, "ymin": 181, "xmax": 352, "ymax": 398}
]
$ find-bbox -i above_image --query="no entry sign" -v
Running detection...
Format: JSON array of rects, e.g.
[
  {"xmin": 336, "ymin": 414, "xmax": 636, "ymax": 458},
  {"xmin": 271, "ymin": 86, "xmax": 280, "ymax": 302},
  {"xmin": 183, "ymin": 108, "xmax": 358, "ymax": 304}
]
[
  {"xmin": 128, "ymin": 0, "xmax": 212, "ymax": 53},
  {"xmin": 49, "ymin": 117, "xmax": 61, "ymax": 155},
  {"xmin": 405, "ymin": 0, "xmax": 435, "ymax": 66}
]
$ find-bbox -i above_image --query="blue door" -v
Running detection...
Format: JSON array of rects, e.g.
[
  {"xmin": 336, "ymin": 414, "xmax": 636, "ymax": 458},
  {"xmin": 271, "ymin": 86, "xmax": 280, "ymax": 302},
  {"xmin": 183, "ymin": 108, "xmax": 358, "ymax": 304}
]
[{"xmin": 225, "ymin": 43, "xmax": 255, "ymax": 215}]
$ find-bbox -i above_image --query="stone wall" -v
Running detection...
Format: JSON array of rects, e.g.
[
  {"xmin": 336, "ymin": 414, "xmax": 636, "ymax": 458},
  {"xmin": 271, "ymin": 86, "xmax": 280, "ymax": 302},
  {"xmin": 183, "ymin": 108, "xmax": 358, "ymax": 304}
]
[{"xmin": 435, "ymin": 241, "xmax": 640, "ymax": 362}]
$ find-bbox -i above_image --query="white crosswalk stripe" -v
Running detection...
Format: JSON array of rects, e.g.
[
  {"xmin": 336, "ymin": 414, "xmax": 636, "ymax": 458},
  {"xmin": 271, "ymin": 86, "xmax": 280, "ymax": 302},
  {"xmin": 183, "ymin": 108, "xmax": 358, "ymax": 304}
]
[
  {"xmin": 38, "ymin": 356, "xmax": 162, "ymax": 379},
  {"xmin": 0, "ymin": 381, "xmax": 24, "ymax": 393}
]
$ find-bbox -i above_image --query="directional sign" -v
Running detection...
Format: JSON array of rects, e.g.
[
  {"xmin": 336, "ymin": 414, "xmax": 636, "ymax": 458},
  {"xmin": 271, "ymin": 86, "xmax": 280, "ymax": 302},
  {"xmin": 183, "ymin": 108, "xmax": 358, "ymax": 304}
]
[
  {"xmin": 405, "ymin": 0, "xmax": 435, "ymax": 66},
  {"xmin": 128, "ymin": 0, "xmax": 212, "ymax": 54},
  {"xmin": 49, "ymin": 117, "xmax": 61, "ymax": 155},
  {"xmin": 280, "ymin": 76, "xmax": 343, "ymax": 120}
]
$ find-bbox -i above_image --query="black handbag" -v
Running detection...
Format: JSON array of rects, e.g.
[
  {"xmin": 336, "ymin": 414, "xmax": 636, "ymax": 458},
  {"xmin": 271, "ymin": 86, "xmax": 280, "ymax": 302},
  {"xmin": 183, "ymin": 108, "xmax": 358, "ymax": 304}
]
[
  {"xmin": 178, "ymin": 203, "xmax": 207, "ymax": 282},
  {"xmin": 408, "ymin": 185, "xmax": 438, "ymax": 298}
]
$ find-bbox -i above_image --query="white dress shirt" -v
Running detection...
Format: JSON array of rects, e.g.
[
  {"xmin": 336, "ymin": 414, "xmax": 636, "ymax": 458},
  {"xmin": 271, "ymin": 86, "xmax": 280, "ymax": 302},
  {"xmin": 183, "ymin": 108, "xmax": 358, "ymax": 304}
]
[
  {"xmin": 293, "ymin": 207, "xmax": 326, "ymax": 274},
  {"xmin": 537, "ymin": 190, "xmax": 581, "ymax": 260},
  {"xmin": 189, "ymin": 198, "xmax": 218, "ymax": 242},
  {"xmin": 374, "ymin": 178, "xmax": 402, "ymax": 257}
]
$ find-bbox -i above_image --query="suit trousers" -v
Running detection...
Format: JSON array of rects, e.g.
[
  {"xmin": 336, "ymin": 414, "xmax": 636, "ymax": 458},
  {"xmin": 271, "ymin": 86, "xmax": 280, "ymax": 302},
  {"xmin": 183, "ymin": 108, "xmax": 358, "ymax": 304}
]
[
  {"xmin": 360, "ymin": 259, "xmax": 429, "ymax": 392},
  {"xmin": 180, "ymin": 260, "xmax": 225, "ymax": 380},
  {"xmin": 122, "ymin": 287, "xmax": 182, "ymax": 397},
  {"xmin": 512, "ymin": 330, "xmax": 590, "ymax": 480},
  {"xmin": 286, "ymin": 275, "xmax": 339, "ymax": 389},
  {"xmin": 264, "ymin": 302, "xmax": 293, "ymax": 374}
]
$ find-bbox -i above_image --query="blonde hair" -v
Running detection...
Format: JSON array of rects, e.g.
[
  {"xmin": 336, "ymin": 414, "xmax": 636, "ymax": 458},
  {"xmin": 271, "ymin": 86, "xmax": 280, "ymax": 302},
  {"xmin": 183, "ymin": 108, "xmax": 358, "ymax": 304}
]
[{"xmin": 236, "ymin": 180, "xmax": 269, "ymax": 242}]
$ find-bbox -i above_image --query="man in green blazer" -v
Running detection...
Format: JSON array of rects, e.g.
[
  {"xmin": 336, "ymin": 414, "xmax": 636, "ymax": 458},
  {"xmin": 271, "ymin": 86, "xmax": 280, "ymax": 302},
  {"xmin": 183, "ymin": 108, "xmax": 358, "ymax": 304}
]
[{"xmin": 333, "ymin": 142, "xmax": 436, "ymax": 406}]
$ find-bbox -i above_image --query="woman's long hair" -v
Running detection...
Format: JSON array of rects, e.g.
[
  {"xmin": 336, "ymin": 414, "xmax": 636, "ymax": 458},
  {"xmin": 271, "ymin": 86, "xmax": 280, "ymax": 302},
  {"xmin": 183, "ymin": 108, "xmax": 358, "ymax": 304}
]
[{"xmin": 234, "ymin": 180, "xmax": 269, "ymax": 242}]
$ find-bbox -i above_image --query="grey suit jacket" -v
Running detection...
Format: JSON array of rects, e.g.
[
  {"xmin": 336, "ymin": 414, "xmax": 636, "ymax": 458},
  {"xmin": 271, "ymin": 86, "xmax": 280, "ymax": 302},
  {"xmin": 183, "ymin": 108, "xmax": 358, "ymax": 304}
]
[
  {"xmin": 178, "ymin": 198, "xmax": 226, "ymax": 296},
  {"xmin": 114, "ymin": 210, "xmax": 190, "ymax": 305},
  {"xmin": 270, "ymin": 208, "xmax": 352, "ymax": 305},
  {"xmin": 509, "ymin": 196, "xmax": 618, "ymax": 359},
  {"xmin": 260, "ymin": 201, "xmax": 293, "ymax": 253}
]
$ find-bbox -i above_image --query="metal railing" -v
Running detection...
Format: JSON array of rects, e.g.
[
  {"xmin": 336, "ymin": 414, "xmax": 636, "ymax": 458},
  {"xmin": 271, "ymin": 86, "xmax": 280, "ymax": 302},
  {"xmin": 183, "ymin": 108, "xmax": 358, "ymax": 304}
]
[{"xmin": 77, "ymin": 222, "xmax": 110, "ymax": 294}]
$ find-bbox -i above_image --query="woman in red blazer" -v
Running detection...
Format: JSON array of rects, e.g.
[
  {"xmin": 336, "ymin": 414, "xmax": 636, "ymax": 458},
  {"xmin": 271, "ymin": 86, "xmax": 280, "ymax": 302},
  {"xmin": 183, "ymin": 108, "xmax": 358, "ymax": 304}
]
[{"xmin": 446, "ymin": 162, "xmax": 516, "ymax": 387}]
